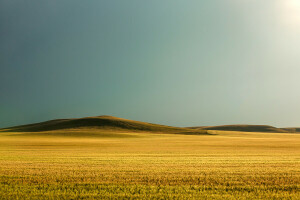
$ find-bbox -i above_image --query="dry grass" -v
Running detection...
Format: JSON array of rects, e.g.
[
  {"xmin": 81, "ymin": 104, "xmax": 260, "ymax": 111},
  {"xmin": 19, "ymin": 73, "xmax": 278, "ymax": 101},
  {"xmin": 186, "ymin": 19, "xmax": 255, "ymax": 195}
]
[{"xmin": 0, "ymin": 130, "xmax": 299, "ymax": 199}]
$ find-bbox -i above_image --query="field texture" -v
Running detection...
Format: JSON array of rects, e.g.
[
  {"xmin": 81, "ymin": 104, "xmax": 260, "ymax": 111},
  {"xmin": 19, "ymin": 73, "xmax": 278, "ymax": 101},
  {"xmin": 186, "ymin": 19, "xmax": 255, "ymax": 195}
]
[{"xmin": 0, "ymin": 130, "xmax": 299, "ymax": 199}]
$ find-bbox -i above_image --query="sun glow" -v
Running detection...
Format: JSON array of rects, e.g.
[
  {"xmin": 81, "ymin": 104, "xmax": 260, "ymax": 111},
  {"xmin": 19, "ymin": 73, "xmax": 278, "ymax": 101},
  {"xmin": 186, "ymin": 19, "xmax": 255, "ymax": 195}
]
[
  {"xmin": 292, "ymin": 0, "xmax": 300, "ymax": 6},
  {"xmin": 288, "ymin": 0, "xmax": 300, "ymax": 12},
  {"xmin": 279, "ymin": 0, "xmax": 300, "ymax": 27}
]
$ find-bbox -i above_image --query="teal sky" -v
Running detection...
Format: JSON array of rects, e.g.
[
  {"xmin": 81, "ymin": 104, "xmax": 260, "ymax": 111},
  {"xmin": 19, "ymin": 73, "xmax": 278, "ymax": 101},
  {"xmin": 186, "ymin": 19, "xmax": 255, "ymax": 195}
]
[{"xmin": 1, "ymin": 0, "xmax": 300, "ymax": 128}]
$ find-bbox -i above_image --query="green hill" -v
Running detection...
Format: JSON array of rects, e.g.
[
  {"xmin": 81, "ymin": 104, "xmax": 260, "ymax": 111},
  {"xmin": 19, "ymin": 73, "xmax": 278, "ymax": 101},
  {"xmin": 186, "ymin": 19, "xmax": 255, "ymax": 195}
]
[{"xmin": 0, "ymin": 115, "xmax": 207, "ymax": 135}]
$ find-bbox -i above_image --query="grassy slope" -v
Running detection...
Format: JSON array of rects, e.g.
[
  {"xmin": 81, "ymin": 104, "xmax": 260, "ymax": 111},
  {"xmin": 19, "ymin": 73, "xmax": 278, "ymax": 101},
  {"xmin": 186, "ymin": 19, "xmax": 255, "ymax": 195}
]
[{"xmin": 0, "ymin": 130, "xmax": 299, "ymax": 199}]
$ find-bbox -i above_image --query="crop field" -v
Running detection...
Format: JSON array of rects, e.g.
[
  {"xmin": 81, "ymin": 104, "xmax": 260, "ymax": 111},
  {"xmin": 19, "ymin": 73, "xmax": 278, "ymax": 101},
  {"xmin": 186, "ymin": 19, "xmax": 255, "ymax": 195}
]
[{"xmin": 0, "ymin": 130, "xmax": 299, "ymax": 199}]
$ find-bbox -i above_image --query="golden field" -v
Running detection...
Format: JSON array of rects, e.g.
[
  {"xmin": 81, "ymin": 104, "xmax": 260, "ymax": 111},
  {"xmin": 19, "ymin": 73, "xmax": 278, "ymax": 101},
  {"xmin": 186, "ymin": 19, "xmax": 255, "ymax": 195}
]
[{"xmin": 0, "ymin": 129, "xmax": 299, "ymax": 199}]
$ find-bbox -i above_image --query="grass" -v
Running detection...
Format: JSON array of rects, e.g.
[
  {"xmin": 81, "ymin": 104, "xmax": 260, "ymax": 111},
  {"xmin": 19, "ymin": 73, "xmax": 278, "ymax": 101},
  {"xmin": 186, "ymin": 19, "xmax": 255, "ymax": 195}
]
[{"xmin": 0, "ymin": 129, "xmax": 299, "ymax": 199}]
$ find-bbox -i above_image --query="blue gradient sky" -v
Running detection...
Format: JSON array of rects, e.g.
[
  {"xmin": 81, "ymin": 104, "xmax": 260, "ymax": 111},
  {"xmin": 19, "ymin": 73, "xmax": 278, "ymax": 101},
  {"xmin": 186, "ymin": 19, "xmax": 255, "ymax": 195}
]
[{"xmin": 1, "ymin": 0, "xmax": 300, "ymax": 128}]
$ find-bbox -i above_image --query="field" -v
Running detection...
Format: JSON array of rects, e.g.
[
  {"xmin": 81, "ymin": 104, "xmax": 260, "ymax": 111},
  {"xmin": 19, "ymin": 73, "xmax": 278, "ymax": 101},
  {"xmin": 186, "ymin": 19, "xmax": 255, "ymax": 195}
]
[{"xmin": 0, "ymin": 129, "xmax": 299, "ymax": 199}]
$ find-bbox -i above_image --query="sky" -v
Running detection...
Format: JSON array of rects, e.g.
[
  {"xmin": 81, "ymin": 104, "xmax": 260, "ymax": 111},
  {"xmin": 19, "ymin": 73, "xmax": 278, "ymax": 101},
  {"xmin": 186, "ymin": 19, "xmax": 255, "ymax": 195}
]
[{"xmin": 1, "ymin": 0, "xmax": 300, "ymax": 128}]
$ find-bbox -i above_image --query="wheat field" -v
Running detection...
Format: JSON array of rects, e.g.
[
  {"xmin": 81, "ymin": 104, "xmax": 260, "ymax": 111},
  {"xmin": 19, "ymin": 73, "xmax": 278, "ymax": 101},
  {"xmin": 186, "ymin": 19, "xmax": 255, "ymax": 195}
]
[{"xmin": 0, "ymin": 130, "xmax": 299, "ymax": 199}]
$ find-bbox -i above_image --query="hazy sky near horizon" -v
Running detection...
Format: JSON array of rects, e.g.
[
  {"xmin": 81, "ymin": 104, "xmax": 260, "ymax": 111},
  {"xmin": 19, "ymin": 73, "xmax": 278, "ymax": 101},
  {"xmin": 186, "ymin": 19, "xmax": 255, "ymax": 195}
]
[{"xmin": 1, "ymin": 0, "xmax": 300, "ymax": 128}]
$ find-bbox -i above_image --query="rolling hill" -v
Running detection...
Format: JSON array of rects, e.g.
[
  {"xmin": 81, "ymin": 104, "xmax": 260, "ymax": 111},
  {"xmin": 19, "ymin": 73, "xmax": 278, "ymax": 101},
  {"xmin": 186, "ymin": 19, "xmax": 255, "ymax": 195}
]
[
  {"xmin": 0, "ymin": 115, "xmax": 207, "ymax": 135},
  {"xmin": 189, "ymin": 124, "xmax": 297, "ymax": 133},
  {"xmin": 1, "ymin": 116, "xmax": 298, "ymax": 136}
]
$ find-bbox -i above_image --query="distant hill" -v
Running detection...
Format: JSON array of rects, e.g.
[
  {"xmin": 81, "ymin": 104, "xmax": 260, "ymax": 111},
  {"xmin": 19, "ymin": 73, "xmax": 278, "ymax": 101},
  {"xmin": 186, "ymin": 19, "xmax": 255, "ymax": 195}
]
[
  {"xmin": 281, "ymin": 127, "xmax": 300, "ymax": 133},
  {"xmin": 189, "ymin": 124, "xmax": 295, "ymax": 133},
  {"xmin": 2, "ymin": 116, "xmax": 298, "ymax": 135},
  {"xmin": 0, "ymin": 115, "xmax": 207, "ymax": 135}
]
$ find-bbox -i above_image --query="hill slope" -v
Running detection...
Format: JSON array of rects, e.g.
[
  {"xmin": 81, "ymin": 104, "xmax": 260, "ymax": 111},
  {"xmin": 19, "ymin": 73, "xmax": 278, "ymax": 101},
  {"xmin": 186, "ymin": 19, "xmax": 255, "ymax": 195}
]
[
  {"xmin": 1, "ymin": 115, "xmax": 207, "ymax": 135},
  {"xmin": 189, "ymin": 124, "xmax": 291, "ymax": 133},
  {"xmin": 281, "ymin": 127, "xmax": 300, "ymax": 133}
]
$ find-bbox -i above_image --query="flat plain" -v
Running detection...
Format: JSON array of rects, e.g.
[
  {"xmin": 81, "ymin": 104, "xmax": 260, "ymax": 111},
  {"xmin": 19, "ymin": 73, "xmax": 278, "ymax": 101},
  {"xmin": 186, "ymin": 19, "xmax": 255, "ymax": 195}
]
[{"xmin": 0, "ymin": 128, "xmax": 299, "ymax": 199}]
